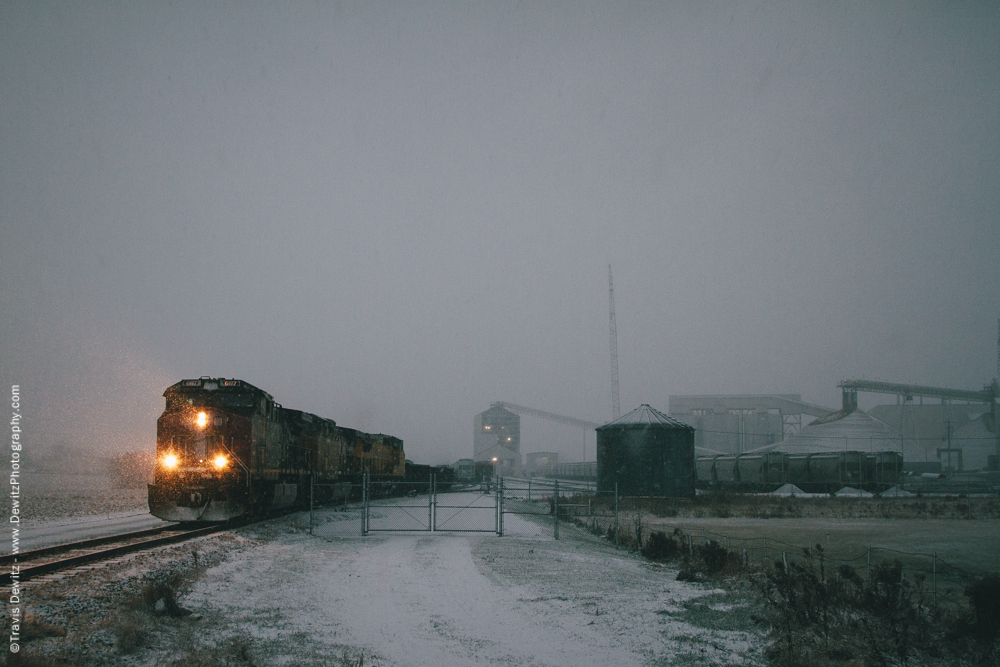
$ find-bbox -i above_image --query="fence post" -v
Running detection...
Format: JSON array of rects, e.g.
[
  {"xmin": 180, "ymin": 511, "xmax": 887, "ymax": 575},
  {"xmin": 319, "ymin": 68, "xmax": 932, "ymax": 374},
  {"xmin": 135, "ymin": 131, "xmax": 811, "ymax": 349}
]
[
  {"xmin": 782, "ymin": 552, "xmax": 788, "ymax": 574},
  {"xmin": 310, "ymin": 472, "xmax": 314, "ymax": 536},
  {"xmin": 688, "ymin": 534, "xmax": 693, "ymax": 557},
  {"xmin": 362, "ymin": 472, "xmax": 368, "ymax": 536},
  {"xmin": 554, "ymin": 479, "xmax": 560, "ymax": 540},
  {"xmin": 614, "ymin": 482, "xmax": 619, "ymax": 548},
  {"xmin": 743, "ymin": 547, "xmax": 747, "ymax": 567},
  {"xmin": 897, "ymin": 571, "xmax": 905, "ymax": 609},
  {"xmin": 430, "ymin": 473, "xmax": 435, "ymax": 532},
  {"xmin": 498, "ymin": 477, "xmax": 504, "ymax": 537},
  {"xmin": 726, "ymin": 535, "xmax": 730, "ymax": 551},
  {"xmin": 933, "ymin": 552, "xmax": 937, "ymax": 607},
  {"xmin": 867, "ymin": 543, "xmax": 871, "ymax": 585},
  {"xmin": 528, "ymin": 479, "xmax": 531, "ymax": 502}
]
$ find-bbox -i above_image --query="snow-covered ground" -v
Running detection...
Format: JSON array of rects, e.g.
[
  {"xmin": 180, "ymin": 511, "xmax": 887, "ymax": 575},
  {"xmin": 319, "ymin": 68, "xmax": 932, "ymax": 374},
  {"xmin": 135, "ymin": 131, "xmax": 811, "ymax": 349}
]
[
  {"xmin": 4, "ymin": 510, "xmax": 173, "ymax": 554},
  {"xmin": 173, "ymin": 493, "xmax": 760, "ymax": 666},
  {"xmin": 17, "ymin": 492, "xmax": 765, "ymax": 666},
  {"xmin": 1, "ymin": 471, "xmax": 169, "ymax": 554}
]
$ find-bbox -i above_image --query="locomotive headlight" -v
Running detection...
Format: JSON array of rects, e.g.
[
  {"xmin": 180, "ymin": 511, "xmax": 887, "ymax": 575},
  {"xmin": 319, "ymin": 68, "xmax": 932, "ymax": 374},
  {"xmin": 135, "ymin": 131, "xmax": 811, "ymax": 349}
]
[
  {"xmin": 196, "ymin": 411, "xmax": 208, "ymax": 428},
  {"xmin": 213, "ymin": 455, "xmax": 228, "ymax": 469},
  {"xmin": 163, "ymin": 454, "xmax": 179, "ymax": 469}
]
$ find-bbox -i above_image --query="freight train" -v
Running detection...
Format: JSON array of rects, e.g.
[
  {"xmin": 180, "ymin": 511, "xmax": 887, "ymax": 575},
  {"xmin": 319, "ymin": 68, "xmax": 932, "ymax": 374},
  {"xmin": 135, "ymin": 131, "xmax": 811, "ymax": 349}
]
[
  {"xmin": 148, "ymin": 378, "xmax": 405, "ymax": 521},
  {"xmin": 695, "ymin": 451, "xmax": 903, "ymax": 493}
]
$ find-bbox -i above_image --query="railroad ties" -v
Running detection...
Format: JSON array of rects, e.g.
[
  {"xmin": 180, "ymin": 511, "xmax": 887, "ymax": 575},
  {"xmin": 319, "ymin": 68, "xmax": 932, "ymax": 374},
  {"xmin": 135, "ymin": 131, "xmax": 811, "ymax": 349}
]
[{"xmin": 0, "ymin": 524, "xmax": 223, "ymax": 585}]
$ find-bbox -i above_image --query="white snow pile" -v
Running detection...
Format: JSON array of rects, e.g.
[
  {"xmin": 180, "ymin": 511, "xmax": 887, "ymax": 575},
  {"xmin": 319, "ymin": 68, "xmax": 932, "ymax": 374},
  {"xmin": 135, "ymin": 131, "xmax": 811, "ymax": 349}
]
[
  {"xmin": 769, "ymin": 483, "xmax": 805, "ymax": 496},
  {"xmin": 834, "ymin": 487, "xmax": 874, "ymax": 498}
]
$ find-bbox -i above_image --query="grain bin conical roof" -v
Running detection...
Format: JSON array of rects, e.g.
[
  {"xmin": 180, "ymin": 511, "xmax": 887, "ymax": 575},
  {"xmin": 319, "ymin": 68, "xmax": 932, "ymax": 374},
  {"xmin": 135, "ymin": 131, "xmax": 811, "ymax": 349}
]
[{"xmin": 598, "ymin": 404, "xmax": 693, "ymax": 429}]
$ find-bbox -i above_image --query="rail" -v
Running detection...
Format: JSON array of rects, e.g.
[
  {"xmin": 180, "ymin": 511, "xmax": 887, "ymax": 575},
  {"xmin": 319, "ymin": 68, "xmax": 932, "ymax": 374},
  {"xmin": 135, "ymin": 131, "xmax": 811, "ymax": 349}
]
[{"xmin": 0, "ymin": 524, "xmax": 225, "ymax": 585}]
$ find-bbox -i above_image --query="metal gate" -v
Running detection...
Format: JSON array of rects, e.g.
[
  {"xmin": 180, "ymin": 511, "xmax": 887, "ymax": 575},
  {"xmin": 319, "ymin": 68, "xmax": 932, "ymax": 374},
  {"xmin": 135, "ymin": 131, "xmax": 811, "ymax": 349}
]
[{"xmin": 362, "ymin": 474, "xmax": 499, "ymax": 535}]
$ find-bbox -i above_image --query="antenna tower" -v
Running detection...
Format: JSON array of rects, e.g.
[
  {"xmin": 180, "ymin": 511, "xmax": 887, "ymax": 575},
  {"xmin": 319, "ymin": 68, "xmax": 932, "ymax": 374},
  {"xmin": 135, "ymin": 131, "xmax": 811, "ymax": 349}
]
[{"xmin": 608, "ymin": 265, "xmax": 621, "ymax": 420}]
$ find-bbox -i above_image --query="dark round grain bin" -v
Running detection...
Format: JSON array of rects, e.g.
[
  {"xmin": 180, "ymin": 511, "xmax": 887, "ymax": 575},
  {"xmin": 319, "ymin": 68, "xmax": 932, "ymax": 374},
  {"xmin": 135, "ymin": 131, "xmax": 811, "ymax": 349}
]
[{"xmin": 596, "ymin": 404, "xmax": 695, "ymax": 497}]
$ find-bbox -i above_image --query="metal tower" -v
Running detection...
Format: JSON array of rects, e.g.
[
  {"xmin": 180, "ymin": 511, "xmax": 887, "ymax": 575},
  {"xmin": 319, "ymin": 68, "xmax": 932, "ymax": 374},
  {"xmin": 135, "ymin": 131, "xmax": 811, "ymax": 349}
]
[{"xmin": 608, "ymin": 265, "xmax": 621, "ymax": 420}]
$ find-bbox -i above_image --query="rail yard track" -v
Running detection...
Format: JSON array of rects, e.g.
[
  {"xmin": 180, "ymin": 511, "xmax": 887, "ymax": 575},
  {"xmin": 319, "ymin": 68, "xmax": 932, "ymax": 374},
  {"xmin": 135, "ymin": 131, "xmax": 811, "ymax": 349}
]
[{"xmin": 0, "ymin": 523, "xmax": 226, "ymax": 585}]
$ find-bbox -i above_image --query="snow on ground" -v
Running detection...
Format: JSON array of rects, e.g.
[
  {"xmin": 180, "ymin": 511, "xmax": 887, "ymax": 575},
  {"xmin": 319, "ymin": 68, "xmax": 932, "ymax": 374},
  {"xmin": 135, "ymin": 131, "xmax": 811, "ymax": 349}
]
[
  {"xmin": 16, "ymin": 492, "xmax": 765, "ymax": 666},
  {"xmin": 165, "ymin": 493, "xmax": 761, "ymax": 666},
  {"xmin": 1, "ymin": 472, "xmax": 170, "ymax": 554},
  {"xmin": 4, "ymin": 510, "xmax": 173, "ymax": 554}
]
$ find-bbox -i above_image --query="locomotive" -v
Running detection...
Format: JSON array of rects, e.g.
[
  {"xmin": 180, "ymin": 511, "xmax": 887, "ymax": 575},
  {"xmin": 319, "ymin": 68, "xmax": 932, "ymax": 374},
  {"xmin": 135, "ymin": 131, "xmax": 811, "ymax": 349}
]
[{"xmin": 148, "ymin": 377, "xmax": 405, "ymax": 522}]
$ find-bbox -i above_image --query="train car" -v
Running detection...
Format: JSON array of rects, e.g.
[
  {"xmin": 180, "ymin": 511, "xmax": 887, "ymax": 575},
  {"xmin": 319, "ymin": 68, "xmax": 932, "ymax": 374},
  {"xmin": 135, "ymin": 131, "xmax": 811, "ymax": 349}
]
[
  {"xmin": 695, "ymin": 456, "xmax": 719, "ymax": 485},
  {"xmin": 552, "ymin": 461, "xmax": 597, "ymax": 480},
  {"xmin": 695, "ymin": 450, "xmax": 903, "ymax": 493},
  {"xmin": 149, "ymin": 377, "xmax": 404, "ymax": 521}
]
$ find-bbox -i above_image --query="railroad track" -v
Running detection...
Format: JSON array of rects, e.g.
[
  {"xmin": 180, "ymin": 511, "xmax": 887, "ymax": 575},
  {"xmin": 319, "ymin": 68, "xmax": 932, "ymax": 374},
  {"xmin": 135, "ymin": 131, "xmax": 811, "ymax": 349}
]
[{"xmin": 0, "ymin": 524, "xmax": 227, "ymax": 585}]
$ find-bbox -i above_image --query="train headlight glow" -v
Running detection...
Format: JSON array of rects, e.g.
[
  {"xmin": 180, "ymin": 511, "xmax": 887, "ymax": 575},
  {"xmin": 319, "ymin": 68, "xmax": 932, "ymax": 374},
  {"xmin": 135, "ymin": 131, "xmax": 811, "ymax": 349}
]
[
  {"xmin": 196, "ymin": 412, "xmax": 207, "ymax": 428},
  {"xmin": 163, "ymin": 454, "xmax": 179, "ymax": 468},
  {"xmin": 213, "ymin": 455, "xmax": 228, "ymax": 469}
]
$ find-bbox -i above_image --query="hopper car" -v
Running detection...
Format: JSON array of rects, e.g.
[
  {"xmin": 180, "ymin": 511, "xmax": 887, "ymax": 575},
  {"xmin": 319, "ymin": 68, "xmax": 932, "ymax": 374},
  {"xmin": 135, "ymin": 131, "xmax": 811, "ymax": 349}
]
[
  {"xmin": 695, "ymin": 451, "xmax": 903, "ymax": 493},
  {"xmin": 148, "ymin": 378, "xmax": 404, "ymax": 522}
]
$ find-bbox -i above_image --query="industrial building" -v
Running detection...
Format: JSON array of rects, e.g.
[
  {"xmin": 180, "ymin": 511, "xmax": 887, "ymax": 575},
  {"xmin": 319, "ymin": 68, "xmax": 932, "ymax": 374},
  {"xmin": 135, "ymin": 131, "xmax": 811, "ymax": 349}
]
[
  {"xmin": 473, "ymin": 404, "xmax": 521, "ymax": 473},
  {"xmin": 668, "ymin": 394, "xmax": 835, "ymax": 455},
  {"xmin": 868, "ymin": 403, "xmax": 996, "ymax": 472},
  {"xmin": 750, "ymin": 409, "xmax": 903, "ymax": 456},
  {"xmin": 840, "ymin": 379, "xmax": 999, "ymax": 473},
  {"xmin": 596, "ymin": 404, "xmax": 695, "ymax": 497}
]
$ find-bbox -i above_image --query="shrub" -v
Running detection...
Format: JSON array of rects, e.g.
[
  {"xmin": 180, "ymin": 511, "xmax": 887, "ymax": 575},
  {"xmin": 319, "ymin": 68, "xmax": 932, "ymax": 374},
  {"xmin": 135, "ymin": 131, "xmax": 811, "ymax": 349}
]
[
  {"xmin": 112, "ymin": 611, "xmax": 148, "ymax": 654},
  {"xmin": 141, "ymin": 575, "xmax": 190, "ymax": 617},
  {"xmin": 694, "ymin": 540, "xmax": 736, "ymax": 575},
  {"xmin": 641, "ymin": 531, "xmax": 681, "ymax": 562},
  {"xmin": 966, "ymin": 574, "xmax": 1000, "ymax": 641}
]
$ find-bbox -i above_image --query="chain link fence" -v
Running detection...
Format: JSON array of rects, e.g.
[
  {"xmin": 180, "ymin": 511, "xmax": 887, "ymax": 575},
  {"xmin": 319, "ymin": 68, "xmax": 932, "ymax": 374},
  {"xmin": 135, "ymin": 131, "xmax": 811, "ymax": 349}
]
[{"xmin": 362, "ymin": 474, "xmax": 499, "ymax": 534}]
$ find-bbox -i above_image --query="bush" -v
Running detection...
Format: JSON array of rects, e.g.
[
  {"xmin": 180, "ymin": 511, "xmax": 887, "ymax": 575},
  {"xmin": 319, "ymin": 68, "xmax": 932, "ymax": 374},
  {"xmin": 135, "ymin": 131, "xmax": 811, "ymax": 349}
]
[
  {"xmin": 141, "ymin": 575, "xmax": 190, "ymax": 617},
  {"xmin": 112, "ymin": 611, "xmax": 148, "ymax": 654},
  {"xmin": 641, "ymin": 531, "xmax": 681, "ymax": 562},
  {"xmin": 966, "ymin": 574, "xmax": 1000, "ymax": 641},
  {"xmin": 752, "ymin": 550, "xmax": 1000, "ymax": 667},
  {"xmin": 694, "ymin": 540, "xmax": 736, "ymax": 575}
]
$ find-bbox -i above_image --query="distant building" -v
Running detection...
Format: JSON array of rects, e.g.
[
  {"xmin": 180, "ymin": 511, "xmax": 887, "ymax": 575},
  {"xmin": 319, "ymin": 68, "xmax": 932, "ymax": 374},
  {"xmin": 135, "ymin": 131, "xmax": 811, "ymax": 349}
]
[
  {"xmin": 669, "ymin": 394, "xmax": 835, "ymax": 455},
  {"xmin": 869, "ymin": 403, "xmax": 996, "ymax": 471},
  {"xmin": 474, "ymin": 404, "xmax": 521, "ymax": 473}
]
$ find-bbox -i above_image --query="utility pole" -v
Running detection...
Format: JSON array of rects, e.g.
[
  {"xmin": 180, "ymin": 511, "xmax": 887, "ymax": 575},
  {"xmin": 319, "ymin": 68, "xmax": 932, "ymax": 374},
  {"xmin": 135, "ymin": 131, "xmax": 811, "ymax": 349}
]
[{"xmin": 609, "ymin": 265, "xmax": 621, "ymax": 421}]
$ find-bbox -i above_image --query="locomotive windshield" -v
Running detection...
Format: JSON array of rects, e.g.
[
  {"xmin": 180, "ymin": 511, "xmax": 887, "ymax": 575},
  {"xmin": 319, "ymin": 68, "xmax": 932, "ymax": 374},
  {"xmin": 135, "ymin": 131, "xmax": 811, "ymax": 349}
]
[{"xmin": 166, "ymin": 391, "xmax": 255, "ymax": 410}]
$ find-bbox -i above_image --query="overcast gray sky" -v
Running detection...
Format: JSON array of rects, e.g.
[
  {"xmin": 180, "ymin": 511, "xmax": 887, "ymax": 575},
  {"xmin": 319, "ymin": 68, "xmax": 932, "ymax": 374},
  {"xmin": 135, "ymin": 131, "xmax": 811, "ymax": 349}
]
[{"xmin": 2, "ymin": 1, "xmax": 998, "ymax": 466}]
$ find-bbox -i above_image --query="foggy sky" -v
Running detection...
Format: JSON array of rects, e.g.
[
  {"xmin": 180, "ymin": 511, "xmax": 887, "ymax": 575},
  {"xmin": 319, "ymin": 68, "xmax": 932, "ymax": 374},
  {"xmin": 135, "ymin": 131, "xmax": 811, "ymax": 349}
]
[{"xmin": 2, "ymin": 1, "xmax": 998, "ymax": 466}]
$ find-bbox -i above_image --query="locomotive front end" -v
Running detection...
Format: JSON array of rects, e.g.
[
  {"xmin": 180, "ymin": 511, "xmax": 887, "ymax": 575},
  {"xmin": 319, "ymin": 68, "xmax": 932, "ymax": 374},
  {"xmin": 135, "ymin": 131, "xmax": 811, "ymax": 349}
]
[{"xmin": 149, "ymin": 378, "xmax": 256, "ymax": 522}]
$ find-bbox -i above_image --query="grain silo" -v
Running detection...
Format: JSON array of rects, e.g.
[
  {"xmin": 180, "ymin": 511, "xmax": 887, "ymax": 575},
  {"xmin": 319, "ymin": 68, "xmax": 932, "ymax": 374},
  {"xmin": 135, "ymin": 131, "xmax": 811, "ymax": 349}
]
[{"xmin": 596, "ymin": 404, "xmax": 695, "ymax": 497}]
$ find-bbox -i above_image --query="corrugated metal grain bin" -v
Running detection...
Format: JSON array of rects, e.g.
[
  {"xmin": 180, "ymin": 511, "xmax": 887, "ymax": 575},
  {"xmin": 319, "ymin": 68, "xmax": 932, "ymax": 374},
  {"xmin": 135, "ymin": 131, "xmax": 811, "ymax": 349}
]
[{"xmin": 596, "ymin": 404, "xmax": 695, "ymax": 497}]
